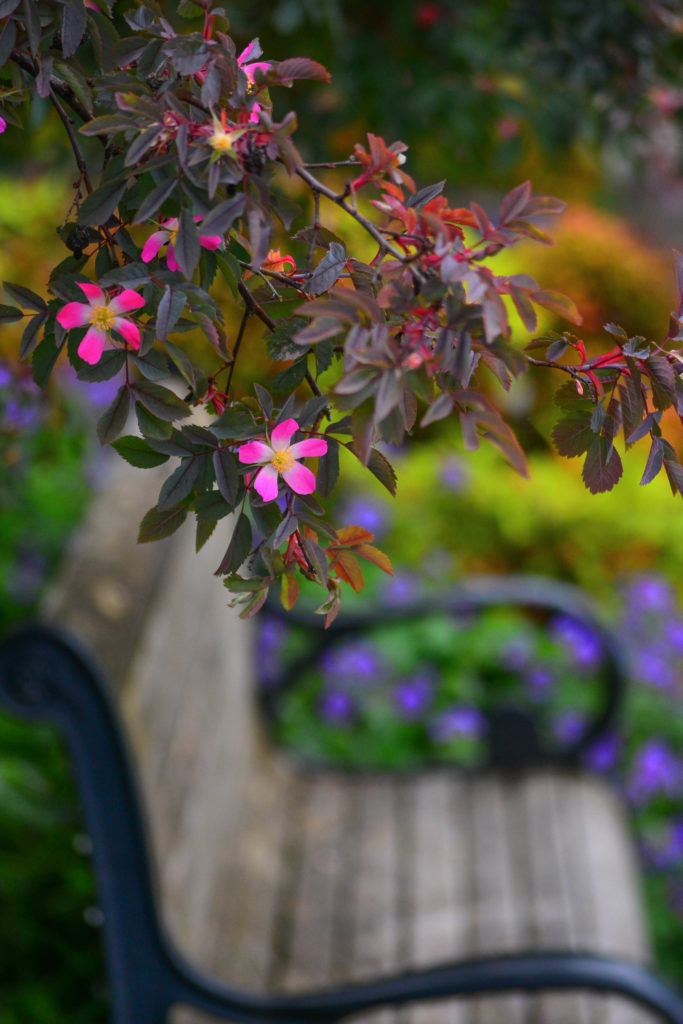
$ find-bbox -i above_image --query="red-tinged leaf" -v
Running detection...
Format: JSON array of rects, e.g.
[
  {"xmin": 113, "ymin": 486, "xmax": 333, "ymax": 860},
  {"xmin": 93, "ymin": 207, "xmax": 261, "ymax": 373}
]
[
  {"xmin": 294, "ymin": 317, "xmax": 344, "ymax": 345},
  {"xmin": 316, "ymin": 581, "xmax": 342, "ymax": 628},
  {"xmin": 510, "ymin": 286, "xmax": 537, "ymax": 332},
  {"xmin": 663, "ymin": 455, "xmax": 683, "ymax": 496},
  {"xmin": 355, "ymin": 543, "xmax": 393, "ymax": 576},
  {"xmin": 351, "ymin": 404, "xmax": 375, "ymax": 465},
  {"xmin": 481, "ymin": 291, "xmax": 508, "ymax": 343},
  {"xmin": 367, "ymin": 446, "xmax": 397, "ymax": 495},
  {"xmin": 239, "ymin": 587, "xmax": 269, "ymax": 619},
  {"xmin": 301, "ymin": 535, "xmax": 328, "ymax": 585},
  {"xmin": 471, "ymin": 201, "xmax": 492, "ymax": 236},
  {"xmin": 498, "ymin": 181, "xmax": 531, "ymax": 224},
  {"xmin": 138, "ymin": 503, "xmax": 188, "ymax": 543},
  {"xmin": 280, "ymin": 571, "xmax": 299, "ymax": 611},
  {"xmin": 532, "ymin": 289, "xmax": 582, "ymax": 326},
  {"xmin": 275, "ymin": 57, "xmax": 331, "ymax": 83},
  {"xmin": 552, "ymin": 412, "xmax": 594, "ymax": 458},
  {"xmin": 478, "ymin": 412, "xmax": 529, "ymax": 478},
  {"xmin": 214, "ymin": 513, "xmax": 252, "ymax": 575},
  {"xmin": 582, "ymin": 436, "xmax": 623, "ymax": 494},
  {"xmin": 506, "ymin": 219, "xmax": 554, "ymax": 245},
  {"xmin": 336, "ymin": 525, "xmax": 375, "ymax": 546},
  {"xmin": 332, "ymin": 550, "xmax": 365, "ymax": 592},
  {"xmin": 618, "ymin": 377, "xmax": 645, "ymax": 447},
  {"xmin": 307, "ymin": 242, "xmax": 347, "ymax": 296},
  {"xmin": 521, "ymin": 195, "xmax": 567, "ymax": 217},
  {"xmin": 641, "ymin": 436, "xmax": 664, "ymax": 486}
]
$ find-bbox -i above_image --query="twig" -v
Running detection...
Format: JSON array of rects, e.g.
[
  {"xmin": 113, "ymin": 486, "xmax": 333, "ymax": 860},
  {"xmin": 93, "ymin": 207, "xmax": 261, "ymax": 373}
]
[
  {"xmin": 225, "ymin": 307, "xmax": 250, "ymax": 396},
  {"xmin": 49, "ymin": 88, "xmax": 93, "ymax": 194},
  {"xmin": 12, "ymin": 51, "xmax": 92, "ymax": 123},
  {"xmin": 303, "ymin": 159, "xmax": 360, "ymax": 169}
]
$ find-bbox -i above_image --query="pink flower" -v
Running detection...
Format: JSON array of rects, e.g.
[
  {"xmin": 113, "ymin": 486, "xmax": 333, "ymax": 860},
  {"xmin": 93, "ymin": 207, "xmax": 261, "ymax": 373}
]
[
  {"xmin": 56, "ymin": 282, "xmax": 145, "ymax": 365},
  {"xmin": 0, "ymin": 117, "xmax": 6, "ymax": 134},
  {"xmin": 237, "ymin": 40, "xmax": 271, "ymax": 123},
  {"xmin": 238, "ymin": 418, "xmax": 328, "ymax": 502},
  {"xmin": 141, "ymin": 216, "xmax": 222, "ymax": 271}
]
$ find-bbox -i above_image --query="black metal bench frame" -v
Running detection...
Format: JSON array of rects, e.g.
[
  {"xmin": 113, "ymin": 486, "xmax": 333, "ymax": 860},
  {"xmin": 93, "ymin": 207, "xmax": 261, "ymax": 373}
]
[{"xmin": 1, "ymin": 576, "xmax": 683, "ymax": 1023}]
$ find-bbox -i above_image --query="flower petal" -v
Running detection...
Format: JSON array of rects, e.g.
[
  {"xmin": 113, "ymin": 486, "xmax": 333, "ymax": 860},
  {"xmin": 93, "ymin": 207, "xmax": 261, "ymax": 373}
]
[
  {"xmin": 199, "ymin": 234, "xmax": 222, "ymax": 251},
  {"xmin": 270, "ymin": 418, "xmax": 299, "ymax": 449},
  {"xmin": 56, "ymin": 301, "xmax": 90, "ymax": 329},
  {"xmin": 237, "ymin": 39, "xmax": 260, "ymax": 65},
  {"xmin": 109, "ymin": 289, "xmax": 145, "ymax": 315},
  {"xmin": 282, "ymin": 461, "xmax": 317, "ymax": 495},
  {"xmin": 166, "ymin": 245, "xmax": 179, "ymax": 273},
  {"xmin": 289, "ymin": 438, "xmax": 328, "ymax": 459},
  {"xmin": 238, "ymin": 440, "xmax": 274, "ymax": 465},
  {"xmin": 141, "ymin": 229, "xmax": 170, "ymax": 263},
  {"xmin": 76, "ymin": 281, "xmax": 105, "ymax": 304},
  {"xmin": 254, "ymin": 464, "xmax": 279, "ymax": 502},
  {"xmin": 112, "ymin": 316, "xmax": 141, "ymax": 349},
  {"xmin": 78, "ymin": 326, "xmax": 106, "ymax": 365}
]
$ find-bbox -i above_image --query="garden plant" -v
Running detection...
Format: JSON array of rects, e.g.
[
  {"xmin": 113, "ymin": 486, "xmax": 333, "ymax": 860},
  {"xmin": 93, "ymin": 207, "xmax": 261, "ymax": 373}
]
[{"xmin": 1, "ymin": 1, "xmax": 683, "ymax": 622}]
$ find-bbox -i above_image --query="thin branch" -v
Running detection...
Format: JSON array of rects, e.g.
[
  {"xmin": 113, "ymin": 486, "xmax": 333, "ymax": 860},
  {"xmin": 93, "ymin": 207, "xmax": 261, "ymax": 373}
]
[
  {"xmin": 49, "ymin": 88, "xmax": 93, "ymax": 194},
  {"xmin": 12, "ymin": 51, "xmax": 92, "ymax": 124},
  {"xmin": 225, "ymin": 307, "xmax": 250, "ymax": 396},
  {"xmin": 295, "ymin": 165, "xmax": 408, "ymax": 264},
  {"xmin": 307, "ymin": 190, "xmax": 320, "ymax": 274},
  {"xmin": 303, "ymin": 159, "xmax": 360, "ymax": 169}
]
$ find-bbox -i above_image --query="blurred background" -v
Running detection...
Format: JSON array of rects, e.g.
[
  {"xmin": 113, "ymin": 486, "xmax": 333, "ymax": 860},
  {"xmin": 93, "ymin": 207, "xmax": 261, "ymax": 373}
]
[{"xmin": 1, "ymin": 2, "xmax": 683, "ymax": 1020}]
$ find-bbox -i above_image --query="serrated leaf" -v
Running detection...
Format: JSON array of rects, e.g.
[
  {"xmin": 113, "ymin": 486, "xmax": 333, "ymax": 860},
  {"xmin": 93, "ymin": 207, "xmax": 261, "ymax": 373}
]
[
  {"xmin": 199, "ymin": 193, "xmax": 246, "ymax": 236},
  {"xmin": 267, "ymin": 318, "xmax": 309, "ymax": 361},
  {"xmin": 332, "ymin": 550, "xmax": 364, "ymax": 591},
  {"xmin": 0, "ymin": 304, "xmax": 23, "ymax": 323},
  {"xmin": 158, "ymin": 458, "xmax": 201, "ymax": 509},
  {"xmin": 315, "ymin": 438, "xmax": 339, "ymax": 499},
  {"xmin": 640, "ymin": 436, "xmax": 664, "ymax": 486},
  {"xmin": 582, "ymin": 436, "xmax": 623, "ymax": 494},
  {"xmin": 98, "ymin": 263, "xmax": 150, "ymax": 288},
  {"xmin": 125, "ymin": 126, "xmax": 163, "ymax": 168},
  {"xmin": 133, "ymin": 178, "xmax": 178, "ymax": 224},
  {"xmin": 62, "ymin": 0, "xmax": 88, "ymax": 59},
  {"xmin": 131, "ymin": 381, "xmax": 190, "ymax": 421},
  {"xmin": 19, "ymin": 311, "xmax": 48, "ymax": 360},
  {"xmin": 618, "ymin": 374, "xmax": 645, "ymax": 447},
  {"xmin": 136, "ymin": 403, "xmax": 172, "ymax": 440},
  {"xmin": 97, "ymin": 384, "xmax": 130, "ymax": 444},
  {"xmin": 604, "ymin": 322, "xmax": 629, "ymax": 343},
  {"xmin": 498, "ymin": 181, "xmax": 532, "ymax": 223},
  {"xmin": 307, "ymin": 242, "xmax": 347, "ymax": 296},
  {"xmin": 552, "ymin": 411, "xmax": 594, "ymax": 458},
  {"xmin": 173, "ymin": 209, "xmax": 201, "ymax": 279},
  {"xmin": 367, "ymin": 447, "xmax": 397, "ymax": 496},
  {"xmin": 214, "ymin": 513, "xmax": 252, "ymax": 574},
  {"xmin": 77, "ymin": 348, "xmax": 126, "ymax": 381},
  {"xmin": 645, "ymin": 355, "xmax": 677, "ymax": 410},
  {"xmin": 194, "ymin": 490, "xmax": 232, "ymax": 521},
  {"xmin": 275, "ymin": 57, "xmax": 331, "ymax": 83},
  {"xmin": 421, "ymin": 392, "xmax": 453, "ymax": 427},
  {"xmin": 301, "ymin": 535, "xmax": 328, "ymax": 585},
  {"xmin": 138, "ymin": 504, "xmax": 188, "ymax": 543},
  {"xmin": 3, "ymin": 282, "xmax": 47, "ymax": 311},
  {"xmin": 156, "ymin": 285, "xmax": 186, "ymax": 340},
  {"xmin": 407, "ymin": 180, "xmax": 446, "ymax": 209},
  {"xmin": 664, "ymin": 455, "xmax": 683, "ymax": 495},
  {"xmin": 112, "ymin": 435, "xmax": 169, "ymax": 468},
  {"xmin": 280, "ymin": 571, "xmax": 299, "ymax": 611},
  {"xmin": 533, "ymin": 289, "xmax": 582, "ymax": 326},
  {"xmin": 213, "ymin": 448, "xmax": 239, "ymax": 507},
  {"xmin": 355, "ymin": 543, "xmax": 393, "ymax": 576},
  {"xmin": 78, "ymin": 180, "xmax": 127, "ymax": 227}
]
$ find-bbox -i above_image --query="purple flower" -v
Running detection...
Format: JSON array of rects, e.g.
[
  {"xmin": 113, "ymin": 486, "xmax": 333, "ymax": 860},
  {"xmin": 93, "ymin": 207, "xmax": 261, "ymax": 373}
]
[
  {"xmin": 632, "ymin": 648, "xmax": 676, "ymax": 691},
  {"xmin": 381, "ymin": 571, "xmax": 421, "ymax": 606},
  {"xmin": 554, "ymin": 710, "xmax": 585, "ymax": 744},
  {"xmin": 624, "ymin": 576, "xmax": 674, "ymax": 614},
  {"xmin": 584, "ymin": 731, "xmax": 620, "ymax": 773},
  {"xmin": 439, "ymin": 455, "xmax": 469, "ymax": 492},
  {"xmin": 627, "ymin": 740, "xmax": 682, "ymax": 805},
  {"xmin": 341, "ymin": 496, "xmax": 389, "ymax": 539},
  {"xmin": 0, "ymin": 364, "xmax": 11, "ymax": 388},
  {"xmin": 665, "ymin": 619, "xmax": 683, "ymax": 655},
  {"xmin": 643, "ymin": 821, "xmax": 683, "ymax": 870},
  {"xmin": 256, "ymin": 616, "xmax": 289, "ymax": 686},
  {"xmin": 318, "ymin": 688, "xmax": 356, "ymax": 725},
  {"xmin": 551, "ymin": 615, "xmax": 603, "ymax": 670},
  {"xmin": 393, "ymin": 674, "xmax": 433, "ymax": 719},
  {"xmin": 525, "ymin": 666, "xmax": 555, "ymax": 700},
  {"xmin": 321, "ymin": 640, "xmax": 381, "ymax": 685},
  {"xmin": 3, "ymin": 400, "xmax": 40, "ymax": 431},
  {"xmin": 429, "ymin": 704, "xmax": 486, "ymax": 743},
  {"xmin": 500, "ymin": 637, "xmax": 533, "ymax": 671}
]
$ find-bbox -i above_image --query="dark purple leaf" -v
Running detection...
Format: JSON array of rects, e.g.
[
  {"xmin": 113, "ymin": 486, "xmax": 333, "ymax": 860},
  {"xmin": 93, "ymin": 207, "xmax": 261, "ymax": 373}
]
[
  {"xmin": 61, "ymin": 0, "xmax": 87, "ymax": 58},
  {"xmin": 552, "ymin": 411, "xmax": 594, "ymax": 458},
  {"xmin": 307, "ymin": 242, "xmax": 347, "ymax": 296},
  {"xmin": 645, "ymin": 354, "xmax": 676, "ymax": 410},
  {"xmin": 0, "ymin": 18, "xmax": 16, "ymax": 69},
  {"xmin": 640, "ymin": 436, "xmax": 664, "ymax": 486},
  {"xmin": 275, "ymin": 57, "xmax": 331, "ymax": 82},
  {"xmin": 421, "ymin": 392, "xmax": 453, "ymax": 427},
  {"xmin": 131, "ymin": 381, "xmax": 191, "ymax": 421},
  {"xmin": 407, "ymin": 180, "xmax": 446, "ymax": 209},
  {"xmin": 134, "ymin": 178, "xmax": 177, "ymax": 227},
  {"xmin": 156, "ymin": 285, "xmax": 186, "ymax": 340},
  {"xmin": 215, "ymin": 514, "xmax": 252, "ymax": 574},
  {"xmin": 138, "ymin": 504, "xmax": 188, "ymax": 543},
  {"xmin": 158, "ymin": 458, "xmax": 201, "ymax": 510},
  {"xmin": 78, "ymin": 180, "xmax": 127, "ymax": 226},
  {"xmin": 97, "ymin": 384, "xmax": 131, "ymax": 444},
  {"xmin": 199, "ymin": 193, "xmax": 246, "ymax": 236},
  {"xmin": 498, "ymin": 181, "xmax": 531, "ymax": 224},
  {"xmin": 582, "ymin": 436, "xmax": 623, "ymax": 494},
  {"xmin": 173, "ymin": 208, "xmax": 201, "ymax": 279},
  {"xmin": 212, "ymin": 448, "xmax": 239, "ymax": 508}
]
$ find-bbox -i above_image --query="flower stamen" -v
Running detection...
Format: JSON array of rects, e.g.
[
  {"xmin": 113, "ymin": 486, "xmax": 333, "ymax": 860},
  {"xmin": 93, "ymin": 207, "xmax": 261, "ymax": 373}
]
[
  {"xmin": 271, "ymin": 448, "xmax": 295, "ymax": 473},
  {"xmin": 88, "ymin": 305, "xmax": 115, "ymax": 331}
]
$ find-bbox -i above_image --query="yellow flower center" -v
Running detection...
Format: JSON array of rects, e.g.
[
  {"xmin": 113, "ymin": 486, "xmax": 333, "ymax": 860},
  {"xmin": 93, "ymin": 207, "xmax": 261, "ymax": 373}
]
[
  {"xmin": 169, "ymin": 226, "xmax": 178, "ymax": 245},
  {"xmin": 209, "ymin": 130, "xmax": 233, "ymax": 153},
  {"xmin": 271, "ymin": 448, "xmax": 294, "ymax": 473},
  {"xmin": 88, "ymin": 304, "xmax": 115, "ymax": 331}
]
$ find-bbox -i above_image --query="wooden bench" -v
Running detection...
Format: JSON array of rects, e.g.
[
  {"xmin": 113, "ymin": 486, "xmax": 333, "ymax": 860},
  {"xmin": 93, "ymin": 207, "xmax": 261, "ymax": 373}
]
[{"xmin": 1, "ymin": 456, "xmax": 683, "ymax": 1024}]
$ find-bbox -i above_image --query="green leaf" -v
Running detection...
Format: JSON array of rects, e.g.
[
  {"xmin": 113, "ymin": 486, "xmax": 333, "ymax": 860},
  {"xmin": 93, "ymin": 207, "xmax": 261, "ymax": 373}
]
[
  {"xmin": 3, "ymin": 282, "xmax": 47, "ymax": 311},
  {"xmin": 194, "ymin": 490, "xmax": 232, "ymax": 521},
  {"xmin": 78, "ymin": 180, "xmax": 127, "ymax": 226},
  {"xmin": 97, "ymin": 385, "xmax": 131, "ymax": 444},
  {"xmin": 582, "ymin": 436, "xmax": 623, "ymax": 494},
  {"xmin": 98, "ymin": 263, "xmax": 150, "ymax": 288},
  {"xmin": 138, "ymin": 504, "xmax": 188, "ymax": 543},
  {"xmin": 125, "ymin": 126, "xmax": 163, "ymax": 168},
  {"xmin": 136, "ymin": 402, "xmax": 173, "ymax": 440},
  {"xmin": 19, "ymin": 311, "xmax": 48, "ymax": 360},
  {"xmin": 270, "ymin": 356, "xmax": 308, "ymax": 392},
  {"xmin": 267, "ymin": 318, "xmax": 309, "ymax": 361},
  {"xmin": 31, "ymin": 336, "xmax": 62, "ymax": 387},
  {"xmin": 213, "ymin": 448, "xmax": 239, "ymax": 507},
  {"xmin": 315, "ymin": 437, "xmax": 339, "ymax": 499},
  {"xmin": 130, "ymin": 349, "xmax": 170, "ymax": 382},
  {"xmin": 131, "ymin": 381, "xmax": 191, "ymax": 421},
  {"xmin": 214, "ymin": 513, "xmax": 252, "ymax": 574},
  {"xmin": 158, "ymin": 458, "xmax": 201, "ymax": 510},
  {"xmin": 174, "ymin": 208, "xmax": 201, "ymax": 279},
  {"xmin": 112, "ymin": 435, "xmax": 170, "ymax": 468},
  {"xmin": 77, "ymin": 348, "xmax": 126, "ymax": 381}
]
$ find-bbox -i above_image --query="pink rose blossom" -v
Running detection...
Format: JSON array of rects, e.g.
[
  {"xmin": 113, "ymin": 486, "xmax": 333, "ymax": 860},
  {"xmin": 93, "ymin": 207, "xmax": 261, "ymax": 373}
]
[
  {"xmin": 237, "ymin": 40, "xmax": 271, "ymax": 123},
  {"xmin": 0, "ymin": 117, "xmax": 6, "ymax": 134},
  {"xmin": 238, "ymin": 418, "xmax": 328, "ymax": 502},
  {"xmin": 141, "ymin": 216, "xmax": 222, "ymax": 271},
  {"xmin": 56, "ymin": 282, "xmax": 145, "ymax": 365}
]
